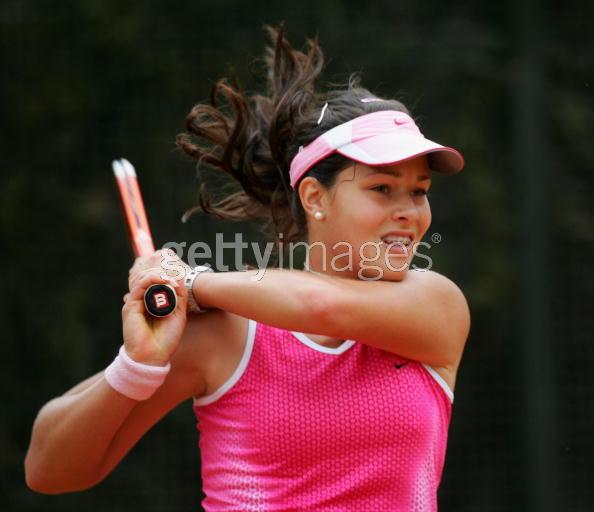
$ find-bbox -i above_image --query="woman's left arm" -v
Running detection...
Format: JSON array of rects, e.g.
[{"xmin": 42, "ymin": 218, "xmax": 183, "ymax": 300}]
[{"xmin": 195, "ymin": 268, "xmax": 470, "ymax": 369}]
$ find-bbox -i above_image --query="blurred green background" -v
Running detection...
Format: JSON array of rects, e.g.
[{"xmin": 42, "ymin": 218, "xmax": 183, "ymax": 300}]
[{"xmin": 2, "ymin": 1, "xmax": 593, "ymax": 511}]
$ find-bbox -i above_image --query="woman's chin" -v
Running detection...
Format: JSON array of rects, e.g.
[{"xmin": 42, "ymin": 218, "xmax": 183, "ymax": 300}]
[
  {"xmin": 382, "ymin": 268, "xmax": 408, "ymax": 282},
  {"xmin": 356, "ymin": 264, "xmax": 409, "ymax": 281}
]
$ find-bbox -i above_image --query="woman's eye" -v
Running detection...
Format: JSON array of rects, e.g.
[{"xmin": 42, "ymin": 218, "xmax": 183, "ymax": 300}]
[{"xmin": 371, "ymin": 185, "xmax": 429, "ymax": 197}]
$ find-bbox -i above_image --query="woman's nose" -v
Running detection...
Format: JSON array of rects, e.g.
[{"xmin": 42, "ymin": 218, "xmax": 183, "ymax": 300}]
[{"xmin": 390, "ymin": 195, "xmax": 417, "ymax": 221}]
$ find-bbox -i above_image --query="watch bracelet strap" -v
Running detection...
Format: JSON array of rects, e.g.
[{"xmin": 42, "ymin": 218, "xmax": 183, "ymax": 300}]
[{"xmin": 184, "ymin": 266, "xmax": 213, "ymax": 314}]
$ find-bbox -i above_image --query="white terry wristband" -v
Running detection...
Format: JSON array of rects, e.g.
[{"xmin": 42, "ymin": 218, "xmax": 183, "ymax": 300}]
[{"xmin": 104, "ymin": 346, "xmax": 171, "ymax": 401}]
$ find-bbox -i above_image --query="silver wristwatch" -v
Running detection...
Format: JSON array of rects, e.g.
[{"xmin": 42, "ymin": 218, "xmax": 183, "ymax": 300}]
[{"xmin": 184, "ymin": 265, "xmax": 214, "ymax": 314}]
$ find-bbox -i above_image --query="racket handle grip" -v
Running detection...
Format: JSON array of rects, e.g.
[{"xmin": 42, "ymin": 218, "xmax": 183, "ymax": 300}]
[{"xmin": 143, "ymin": 284, "xmax": 177, "ymax": 317}]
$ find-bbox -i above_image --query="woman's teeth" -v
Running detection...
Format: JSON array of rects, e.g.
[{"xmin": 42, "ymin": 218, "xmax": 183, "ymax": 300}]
[{"xmin": 381, "ymin": 236, "xmax": 412, "ymax": 246}]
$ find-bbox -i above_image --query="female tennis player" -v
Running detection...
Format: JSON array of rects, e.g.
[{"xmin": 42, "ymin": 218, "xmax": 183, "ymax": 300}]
[{"xmin": 25, "ymin": 26, "xmax": 470, "ymax": 511}]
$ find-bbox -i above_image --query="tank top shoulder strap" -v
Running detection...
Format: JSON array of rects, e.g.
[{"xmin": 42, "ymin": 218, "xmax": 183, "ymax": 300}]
[{"xmin": 194, "ymin": 318, "xmax": 258, "ymax": 407}]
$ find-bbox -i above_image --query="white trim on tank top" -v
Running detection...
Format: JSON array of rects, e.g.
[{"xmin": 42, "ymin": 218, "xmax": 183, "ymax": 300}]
[
  {"xmin": 291, "ymin": 330, "xmax": 454, "ymax": 402},
  {"xmin": 421, "ymin": 364, "xmax": 455, "ymax": 403},
  {"xmin": 193, "ymin": 319, "xmax": 454, "ymax": 406},
  {"xmin": 293, "ymin": 329, "xmax": 454, "ymax": 402},
  {"xmin": 289, "ymin": 331, "xmax": 357, "ymax": 355},
  {"xmin": 193, "ymin": 318, "xmax": 257, "ymax": 407}
]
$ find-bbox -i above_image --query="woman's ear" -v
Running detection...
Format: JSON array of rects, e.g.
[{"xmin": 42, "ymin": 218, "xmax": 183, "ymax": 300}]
[{"xmin": 298, "ymin": 177, "xmax": 326, "ymax": 218}]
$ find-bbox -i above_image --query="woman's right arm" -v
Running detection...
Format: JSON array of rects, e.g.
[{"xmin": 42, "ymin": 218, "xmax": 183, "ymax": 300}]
[
  {"xmin": 24, "ymin": 253, "xmax": 223, "ymax": 494},
  {"xmin": 24, "ymin": 329, "xmax": 199, "ymax": 494}
]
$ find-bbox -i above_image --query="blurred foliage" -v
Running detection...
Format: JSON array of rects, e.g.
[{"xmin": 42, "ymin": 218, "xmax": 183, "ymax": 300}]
[{"xmin": 1, "ymin": 1, "xmax": 592, "ymax": 511}]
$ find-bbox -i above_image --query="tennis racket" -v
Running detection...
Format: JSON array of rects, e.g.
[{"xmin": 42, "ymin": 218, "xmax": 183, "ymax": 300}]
[{"xmin": 112, "ymin": 158, "xmax": 177, "ymax": 317}]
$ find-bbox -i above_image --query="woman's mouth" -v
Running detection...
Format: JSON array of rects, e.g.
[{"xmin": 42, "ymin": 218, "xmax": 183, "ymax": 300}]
[{"xmin": 380, "ymin": 235, "xmax": 414, "ymax": 256}]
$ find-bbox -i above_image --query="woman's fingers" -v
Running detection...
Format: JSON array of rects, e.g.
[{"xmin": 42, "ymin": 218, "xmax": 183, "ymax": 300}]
[
  {"xmin": 128, "ymin": 249, "xmax": 188, "ymax": 291},
  {"xmin": 128, "ymin": 269, "xmax": 180, "ymax": 302}
]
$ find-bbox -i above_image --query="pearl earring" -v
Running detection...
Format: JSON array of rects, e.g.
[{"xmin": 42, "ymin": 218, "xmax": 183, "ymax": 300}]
[{"xmin": 314, "ymin": 211, "xmax": 325, "ymax": 221}]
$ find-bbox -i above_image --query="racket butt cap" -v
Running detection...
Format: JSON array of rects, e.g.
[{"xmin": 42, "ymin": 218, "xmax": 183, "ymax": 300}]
[{"xmin": 144, "ymin": 284, "xmax": 177, "ymax": 317}]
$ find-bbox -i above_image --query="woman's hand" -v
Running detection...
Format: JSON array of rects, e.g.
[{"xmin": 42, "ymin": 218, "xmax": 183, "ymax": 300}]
[{"xmin": 122, "ymin": 249, "xmax": 191, "ymax": 366}]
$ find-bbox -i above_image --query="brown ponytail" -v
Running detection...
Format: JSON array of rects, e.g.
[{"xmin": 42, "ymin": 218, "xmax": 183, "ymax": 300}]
[{"xmin": 176, "ymin": 24, "xmax": 410, "ymax": 246}]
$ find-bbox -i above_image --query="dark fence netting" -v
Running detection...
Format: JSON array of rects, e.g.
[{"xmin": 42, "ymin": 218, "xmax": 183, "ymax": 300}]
[{"xmin": 2, "ymin": 1, "xmax": 592, "ymax": 511}]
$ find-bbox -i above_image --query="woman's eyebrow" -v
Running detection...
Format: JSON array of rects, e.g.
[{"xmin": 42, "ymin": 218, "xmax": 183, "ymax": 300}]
[{"xmin": 366, "ymin": 170, "xmax": 432, "ymax": 181}]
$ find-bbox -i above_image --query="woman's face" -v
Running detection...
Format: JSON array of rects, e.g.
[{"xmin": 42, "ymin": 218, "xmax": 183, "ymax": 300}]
[{"xmin": 304, "ymin": 156, "xmax": 433, "ymax": 281}]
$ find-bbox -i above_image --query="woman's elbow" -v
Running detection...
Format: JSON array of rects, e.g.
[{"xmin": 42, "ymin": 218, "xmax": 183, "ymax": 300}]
[
  {"xmin": 24, "ymin": 452, "xmax": 100, "ymax": 494},
  {"xmin": 24, "ymin": 453, "xmax": 57, "ymax": 494}
]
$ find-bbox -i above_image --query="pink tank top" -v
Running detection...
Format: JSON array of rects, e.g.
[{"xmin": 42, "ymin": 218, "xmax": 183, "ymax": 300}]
[{"xmin": 193, "ymin": 319, "xmax": 453, "ymax": 511}]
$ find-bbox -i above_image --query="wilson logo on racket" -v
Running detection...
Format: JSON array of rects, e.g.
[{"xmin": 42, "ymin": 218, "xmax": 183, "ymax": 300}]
[{"xmin": 152, "ymin": 292, "xmax": 171, "ymax": 309}]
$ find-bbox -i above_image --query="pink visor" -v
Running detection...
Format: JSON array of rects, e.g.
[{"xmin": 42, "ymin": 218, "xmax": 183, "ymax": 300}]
[{"xmin": 289, "ymin": 110, "xmax": 465, "ymax": 188}]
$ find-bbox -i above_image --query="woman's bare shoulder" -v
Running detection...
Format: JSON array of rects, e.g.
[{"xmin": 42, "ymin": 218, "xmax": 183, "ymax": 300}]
[
  {"xmin": 408, "ymin": 268, "xmax": 463, "ymax": 289},
  {"xmin": 409, "ymin": 268, "xmax": 470, "ymax": 342},
  {"xmin": 410, "ymin": 269, "xmax": 469, "ymax": 387},
  {"xmin": 406, "ymin": 269, "xmax": 468, "ymax": 311}
]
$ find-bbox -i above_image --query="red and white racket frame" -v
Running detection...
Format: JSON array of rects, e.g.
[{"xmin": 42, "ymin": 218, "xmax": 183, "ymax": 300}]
[{"xmin": 112, "ymin": 158, "xmax": 177, "ymax": 317}]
